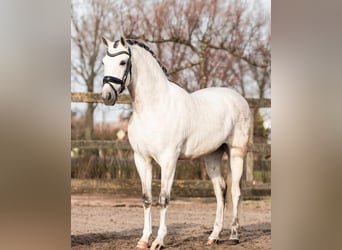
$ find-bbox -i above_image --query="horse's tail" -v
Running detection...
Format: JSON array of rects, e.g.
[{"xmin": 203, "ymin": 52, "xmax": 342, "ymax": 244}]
[{"xmin": 221, "ymin": 144, "xmax": 230, "ymax": 207}]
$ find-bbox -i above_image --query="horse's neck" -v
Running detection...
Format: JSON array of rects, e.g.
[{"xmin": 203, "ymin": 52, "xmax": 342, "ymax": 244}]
[{"xmin": 128, "ymin": 46, "xmax": 170, "ymax": 112}]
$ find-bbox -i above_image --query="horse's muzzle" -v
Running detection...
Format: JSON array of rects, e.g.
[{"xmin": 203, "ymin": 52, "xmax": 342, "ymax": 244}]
[{"xmin": 101, "ymin": 84, "xmax": 117, "ymax": 106}]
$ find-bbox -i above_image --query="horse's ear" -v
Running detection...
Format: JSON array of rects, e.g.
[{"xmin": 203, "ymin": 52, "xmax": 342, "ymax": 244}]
[
  {"xmin": 120, "ymin": 36, "xmax": 127, "ymax": 48},
  {"xmin": 102, "ymin": 36, "xmax": 110, "ymax": 47}
]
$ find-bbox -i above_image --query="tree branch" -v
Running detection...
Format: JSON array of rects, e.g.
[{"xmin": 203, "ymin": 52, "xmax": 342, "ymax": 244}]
[
  {"xmin": 206, "ymin": 43, "xmax": 270, "ymax": 68},
  {"xmin": 168, "ymin": 61, "xmax": 201, "ymax": 75}
]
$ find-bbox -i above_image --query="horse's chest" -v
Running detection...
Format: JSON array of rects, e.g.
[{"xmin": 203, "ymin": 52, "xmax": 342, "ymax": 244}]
[{"xmin": 128, "ymin": 118, "xmax": 182, "ymax": 153}]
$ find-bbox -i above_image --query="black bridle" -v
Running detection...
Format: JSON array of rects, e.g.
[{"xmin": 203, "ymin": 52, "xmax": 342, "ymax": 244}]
[{"xmin": 103, "ymin": 47, "xmax": 132, "ymax": 94}]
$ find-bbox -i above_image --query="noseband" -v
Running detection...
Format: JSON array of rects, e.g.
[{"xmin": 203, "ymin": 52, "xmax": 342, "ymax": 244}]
[{"xmin": 103, "ymin": 47, "xmax": 132, "ymax": 95}]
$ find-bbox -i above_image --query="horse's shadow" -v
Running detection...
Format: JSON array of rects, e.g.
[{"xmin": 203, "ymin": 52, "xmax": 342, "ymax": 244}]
[
  {"xmin": 71, "ymin": 228, "xmax": 141, "ymax": 247},
  {"xmin": 166, "ymin": 222, "xmax": 271, "ymax": 248},
  {"xmin": 71, "ymin": 222, "xmax": 270, "ymax": 248}
]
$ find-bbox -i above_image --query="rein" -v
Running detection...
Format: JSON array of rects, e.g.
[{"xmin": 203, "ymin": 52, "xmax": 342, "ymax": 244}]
[{"xmin": 103, "ymin": 47, "xmax": 132, "ymax": 95}]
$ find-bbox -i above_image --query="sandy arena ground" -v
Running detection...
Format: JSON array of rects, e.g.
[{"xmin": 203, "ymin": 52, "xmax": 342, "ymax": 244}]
[{"xmin": 71, "ymin": 194, "xmax": 270, "ymax": 249}]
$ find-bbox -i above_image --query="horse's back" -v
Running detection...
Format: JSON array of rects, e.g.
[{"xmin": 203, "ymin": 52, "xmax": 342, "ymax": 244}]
[
  {"xmin": 190, "ymin": 87, "xmax": 250, "ymax": 123},
  {"xmin": 191, "ymin": 87, "xmax": 247, "ymax": 105}
]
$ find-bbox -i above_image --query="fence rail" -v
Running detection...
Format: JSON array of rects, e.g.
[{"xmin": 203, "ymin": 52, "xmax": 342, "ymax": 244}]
[
  {"xmin": 71, "ymin": 92, "xmax": 271, "ymax": 108},
  {"xmin": 71, "ymin": 140, "xmax": 271, "ymax": 155},
  {"xmin": 71, "ymin": 92, "xmax": 271, "ymax": 182},
  {"xmin": 71, "ymin": 92, "xmax": 131, "ymax": 104}
]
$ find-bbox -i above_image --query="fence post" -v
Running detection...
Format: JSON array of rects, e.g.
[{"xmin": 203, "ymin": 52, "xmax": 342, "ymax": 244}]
[{"xmin": 245, "ymin": 109, "xmax": 254, "ymax": 182}]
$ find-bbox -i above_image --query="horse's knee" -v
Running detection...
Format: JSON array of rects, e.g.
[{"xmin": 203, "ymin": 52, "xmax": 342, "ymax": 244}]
[
  {"xmin": 142, "ymin": 193, "xmax": 152, "ymax": 208},
  {"xmin": 158, "ymin": 193, "xmax": 170, "ymax": 208}
]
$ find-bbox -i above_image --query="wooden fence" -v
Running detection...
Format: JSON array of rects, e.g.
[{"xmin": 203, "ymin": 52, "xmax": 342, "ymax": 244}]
[{"xmin": 71, "ymin": 92, "xmax": 271, "ymax": 182}]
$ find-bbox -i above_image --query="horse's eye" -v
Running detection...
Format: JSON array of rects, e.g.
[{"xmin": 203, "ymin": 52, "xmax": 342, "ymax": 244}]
[{"xmin": 120, "ymin": 60, "xmax": 126, "ymax": 66}]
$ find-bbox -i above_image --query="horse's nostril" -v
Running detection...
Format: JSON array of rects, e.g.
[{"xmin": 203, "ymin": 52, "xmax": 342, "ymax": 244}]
[{"xmin": 107, "ymin": 92, "xmax": 111, "ymax": 100}]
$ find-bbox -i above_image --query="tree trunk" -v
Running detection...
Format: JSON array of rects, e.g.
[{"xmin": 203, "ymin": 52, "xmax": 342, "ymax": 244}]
[
  {"xmin": 198, "ymin": 42, "xmax": 208, "ymax": 89},
  {"xmin": 199, "ymin": 60, "xmax": 208, "ymax": 89},
  {"xmin": 85, "ymin": 74, "xmax": 95, "ymax": 140},
  {"xmin": 85, "ymin": 103, "xmax": 95, "ymax": 140}
]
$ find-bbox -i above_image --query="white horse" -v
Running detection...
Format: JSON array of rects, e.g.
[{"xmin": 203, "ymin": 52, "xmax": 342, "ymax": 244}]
[{"xmin": 101, "ymin": 36, "xmax": 251, "ymax": 249}]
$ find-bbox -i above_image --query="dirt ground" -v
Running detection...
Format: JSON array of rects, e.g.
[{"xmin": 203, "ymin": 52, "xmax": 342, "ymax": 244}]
[{"xmin": 71, "ymin": 194, "xmax": 271, "ymax": 249}]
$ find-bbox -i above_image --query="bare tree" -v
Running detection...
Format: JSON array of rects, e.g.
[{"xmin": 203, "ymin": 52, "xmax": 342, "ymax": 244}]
[
  {"xmin": 72, "ymin": 0, "xmax": 270, "ymax": 97},
  {"xmin": 119, "ymin": 0, "xmax": 270, "ymax": 95},
  {"xmin": 71, "ymin": 0, "xmax": 114, "ymax": 139}
]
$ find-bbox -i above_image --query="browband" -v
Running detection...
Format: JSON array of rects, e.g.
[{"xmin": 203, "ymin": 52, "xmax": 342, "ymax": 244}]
[{"xmin": 107, "ymin": 50, "xmax": 130, "ymax": 57}]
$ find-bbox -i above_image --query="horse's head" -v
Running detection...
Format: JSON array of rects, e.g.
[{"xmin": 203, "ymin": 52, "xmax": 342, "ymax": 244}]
[{"xmin": 101, "ymin": 36, "xmax": 132, "ymax": 106}]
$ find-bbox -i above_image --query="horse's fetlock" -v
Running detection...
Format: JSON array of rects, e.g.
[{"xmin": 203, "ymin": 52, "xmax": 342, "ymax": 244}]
[{"xmin": 231, "ymin": 218, "xmax": 239, "ymax": 228}]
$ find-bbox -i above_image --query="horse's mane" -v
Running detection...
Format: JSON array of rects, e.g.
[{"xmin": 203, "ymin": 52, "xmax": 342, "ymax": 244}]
[
  {"xmin": 114, "ymin": 38, "xmax": 186, "ymax": 91},
  {"xmin": 124, "ymin": 39, "xmax": 169, "ymax": 77}
]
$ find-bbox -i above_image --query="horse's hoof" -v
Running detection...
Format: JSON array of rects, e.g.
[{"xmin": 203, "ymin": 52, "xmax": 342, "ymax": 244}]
[
  {"xmin": 136, "ymin": 241, "xmax": 149, "ymax": 249},
  {"xmin": 206, "ymin": 238, "xmax": 219, "ymax": 245},
  {"xmin": 228, "ymin": 239, "xmax": 239, "ymax": 245},
  {"xmin": 150, "ymin": 242, "xmax": 163, "ymax": 250}
]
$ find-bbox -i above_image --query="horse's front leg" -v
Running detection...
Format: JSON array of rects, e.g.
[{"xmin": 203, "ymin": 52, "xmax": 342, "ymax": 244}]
[
  {"xmin": 150, "ymin": 157, "xmax": 177, "ymax": 250},
  {"xmin": 134, "ymin": 153, "xmax": 153, "ymax": 249}
]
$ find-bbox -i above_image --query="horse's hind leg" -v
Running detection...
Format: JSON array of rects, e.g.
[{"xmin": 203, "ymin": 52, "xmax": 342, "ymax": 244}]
[
  {"xmin": 204, "ymin": 147, "xmax": 227, "ymax": 244},
  {"xmin": 228, "ymin": 109, "xmax": 250, "ymax": 244},
  {"xmin": 228, "ymin": 147, "xmax": 245, "ymax": 244}
]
